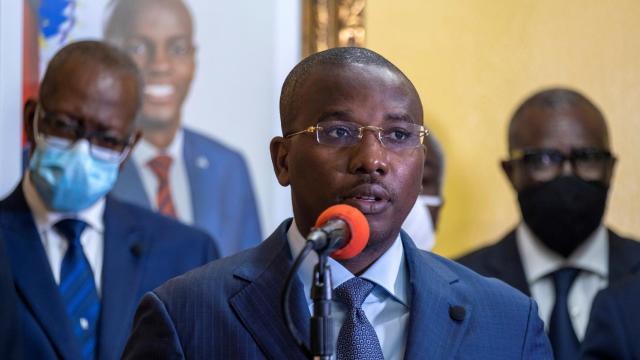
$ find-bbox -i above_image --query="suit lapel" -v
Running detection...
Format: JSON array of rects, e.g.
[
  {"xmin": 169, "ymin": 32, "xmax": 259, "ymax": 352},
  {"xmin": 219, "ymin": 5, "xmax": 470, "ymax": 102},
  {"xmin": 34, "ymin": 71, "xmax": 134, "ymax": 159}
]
[
  {"xmin": 229, "ymin": 221, "xmax": 309, "ymax": 360},
  {"xmin": 486, "ymin": 231, "xmax": 531, "ymax": 296},
  {"xmin": 608, "ymin": 229, "xmax": 640, "ymax": 282},
  {"xmin": 402, "ymin": 232, "xmax": 471, "ymax": 359},
  {"xmin": 98, "ymin": 197, "xmax": 148, "ymax": 360},
  {"xmin": 112, "ymin": 160, "xmax": 151, "ymax": 210},
  {"xmin": 182, "ymin": 130, "xmax": 215, "ymax": 231},
  {"xmin": 0, "ymin": 187, "xmax": 81, "ymax": 359}
]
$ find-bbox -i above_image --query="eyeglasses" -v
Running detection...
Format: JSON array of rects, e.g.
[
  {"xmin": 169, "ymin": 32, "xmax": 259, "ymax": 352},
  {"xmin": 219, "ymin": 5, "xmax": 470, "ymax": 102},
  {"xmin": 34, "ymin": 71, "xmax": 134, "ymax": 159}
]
[
  {"xmin": 33, "ymin": 104, "xmax": 134, "ymax": 163},
  {"xmin": 509, "ymin": 148, "xmax": 614, "ymax": 182},
  {"xmin": 284, "ymin": 120, "xmax": 429, "ymax": 151}
]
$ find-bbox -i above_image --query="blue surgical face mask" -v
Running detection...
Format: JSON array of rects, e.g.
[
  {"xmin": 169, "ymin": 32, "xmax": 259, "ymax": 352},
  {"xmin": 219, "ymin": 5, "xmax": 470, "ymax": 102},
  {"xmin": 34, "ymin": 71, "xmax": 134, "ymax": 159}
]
[{"xmin": 29, "ymin": 139, "xmax": 119, "ymax": 212}]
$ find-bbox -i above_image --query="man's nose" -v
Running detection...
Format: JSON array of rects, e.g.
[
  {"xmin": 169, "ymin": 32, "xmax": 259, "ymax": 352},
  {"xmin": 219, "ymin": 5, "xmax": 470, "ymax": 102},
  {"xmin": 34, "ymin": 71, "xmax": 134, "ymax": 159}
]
[
  {"xmin": 348, "ymin": 130, "xmax": 389, "ymax": 176},
  {"xmin": 148, "ymin": 48, "xmax": 171, "ymax": 73},
  {"xmin": 560, "ymin": 158, "xmax": 574, "ymax": 176}
]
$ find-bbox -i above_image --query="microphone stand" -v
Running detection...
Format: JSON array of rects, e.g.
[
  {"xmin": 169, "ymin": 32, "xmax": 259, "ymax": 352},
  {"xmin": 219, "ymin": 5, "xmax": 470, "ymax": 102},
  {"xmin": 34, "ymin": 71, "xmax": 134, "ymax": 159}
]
[
  {"xmin": 310, "ymin": 251, "xmax": 333, "ymax": 360},
  {"xmin": 284, "ymin": 217, "xmax": 350, "ymax": 359}
]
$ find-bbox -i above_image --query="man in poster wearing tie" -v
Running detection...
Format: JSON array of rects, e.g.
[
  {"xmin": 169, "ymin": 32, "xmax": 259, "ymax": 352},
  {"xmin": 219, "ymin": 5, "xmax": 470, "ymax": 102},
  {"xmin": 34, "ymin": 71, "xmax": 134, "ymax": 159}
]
[{"xmin": 105, "ymin": 0, "xmax": 262, "ymax": 257}]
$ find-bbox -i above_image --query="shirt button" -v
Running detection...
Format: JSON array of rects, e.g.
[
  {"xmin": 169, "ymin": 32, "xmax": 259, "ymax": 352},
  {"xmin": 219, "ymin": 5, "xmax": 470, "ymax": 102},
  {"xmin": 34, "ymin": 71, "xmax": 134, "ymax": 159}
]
[{"xmin": 79, "ymin": 317, "xmax": 89, "ymax": 330}]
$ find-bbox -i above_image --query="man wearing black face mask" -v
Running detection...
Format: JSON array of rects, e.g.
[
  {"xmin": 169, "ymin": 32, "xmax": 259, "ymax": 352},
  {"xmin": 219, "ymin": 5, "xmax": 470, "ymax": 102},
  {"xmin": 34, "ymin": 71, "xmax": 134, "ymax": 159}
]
[{"xmin": 457, "ymin": 87, "xmax": 640, "ymax": 360}]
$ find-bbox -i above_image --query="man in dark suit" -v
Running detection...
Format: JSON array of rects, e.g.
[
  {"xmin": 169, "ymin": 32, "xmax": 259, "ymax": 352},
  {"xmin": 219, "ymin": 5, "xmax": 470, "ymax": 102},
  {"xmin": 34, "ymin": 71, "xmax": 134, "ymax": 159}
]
[
  {"xmin": 123, "ymin": 47, "xmax": 552, "ymax": 359},
  {"xmin": 457, "ymin": 88, "xmax": 640, "ymax": 359},
  {"xmin": 1, "ymin": 40, "xmax": 218, "ymax": 360},
  {"xmin": 105, "ymin": 0, "xmax": 262, "ymax": 257},
  {"xmin": 581, "ymin": 273, "xmax": 640, "ymax": 359}
]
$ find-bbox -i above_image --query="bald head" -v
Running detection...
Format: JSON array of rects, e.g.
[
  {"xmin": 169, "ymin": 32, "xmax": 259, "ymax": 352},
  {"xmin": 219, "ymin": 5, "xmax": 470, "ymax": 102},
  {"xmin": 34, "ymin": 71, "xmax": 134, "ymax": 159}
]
[
  {"xmin": 41, "ymin": 40, "xmax": 143, "ymax": 112},
  {"xmin": 508, "ymin": 88, "xmax": 609, "ymax": 151},
  {"xmin": 279, "ymin": 47, "xmax": 423, "ymax": 133}
]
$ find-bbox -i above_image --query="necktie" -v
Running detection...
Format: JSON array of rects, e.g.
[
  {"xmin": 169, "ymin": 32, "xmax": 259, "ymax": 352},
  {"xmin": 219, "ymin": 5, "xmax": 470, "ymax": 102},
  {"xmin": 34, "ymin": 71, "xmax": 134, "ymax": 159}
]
[
  {"xmin": 334, "ymin": 277, "xmax": 384, "ymax": 360},
  {"xmin": 548, "ymin": 267, "xmax": 580, "ymax": 360},
  {"xmin": 147, "ymin": 155, "xmax": 177, "ymax": 218},
  {"xmin": 55, "ymin": 219, "xmax": 100, "ymax": 360}
]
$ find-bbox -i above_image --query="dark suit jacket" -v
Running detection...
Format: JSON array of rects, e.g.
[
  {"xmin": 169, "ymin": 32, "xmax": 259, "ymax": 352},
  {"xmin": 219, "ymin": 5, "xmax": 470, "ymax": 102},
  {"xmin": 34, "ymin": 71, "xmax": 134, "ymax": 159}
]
[
  {"xmin": 581, "ymin": 273, "xmax": 640, "ymax": 360},
  {"xmin": 123, "ymin": 220, "xmax": 552, "ymax": 359},
  {"xmin": 112, "ymin": 128, "xmax": 262, "ymax": 257},
  {"xmin": 0, "ymin": 232, "xmax": 20, "ymax": 359},
  {"xmin": 0, "ymin": 185, "xmax": 219, "ymax": 360},
  {"xmin": 456, "ymin": 227, "xmax": 640, "ymax": 296}
]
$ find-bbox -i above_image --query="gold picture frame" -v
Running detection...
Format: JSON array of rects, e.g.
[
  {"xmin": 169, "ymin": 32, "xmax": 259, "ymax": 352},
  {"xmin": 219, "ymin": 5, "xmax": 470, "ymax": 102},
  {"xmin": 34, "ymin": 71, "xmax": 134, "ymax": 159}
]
[{"xmin": 302, "ymin": 0, "xmax": 366, "ymax": 57}]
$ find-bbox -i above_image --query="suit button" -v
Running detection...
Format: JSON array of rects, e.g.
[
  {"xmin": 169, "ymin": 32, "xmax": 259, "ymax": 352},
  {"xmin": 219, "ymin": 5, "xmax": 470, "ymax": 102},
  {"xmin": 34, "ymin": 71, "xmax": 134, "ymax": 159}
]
[
  {"xmin": 196, "ymin": 156, "xmax": 210, "ymax": 169},
  {"xmin": 449, "ymin": 305, "xmax": 466, "ymax": 321}
]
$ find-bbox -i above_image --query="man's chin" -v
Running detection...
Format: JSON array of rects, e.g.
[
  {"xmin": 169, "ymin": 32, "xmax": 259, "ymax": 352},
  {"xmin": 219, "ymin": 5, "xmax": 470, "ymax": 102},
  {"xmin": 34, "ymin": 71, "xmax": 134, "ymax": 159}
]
[
  {"xmin": 366, "ymin": 222, "xmax": 401, "ymax": 246},
  {"xmin": 138, "ymin": 115, "xmax": 177, "ymax": 131}
]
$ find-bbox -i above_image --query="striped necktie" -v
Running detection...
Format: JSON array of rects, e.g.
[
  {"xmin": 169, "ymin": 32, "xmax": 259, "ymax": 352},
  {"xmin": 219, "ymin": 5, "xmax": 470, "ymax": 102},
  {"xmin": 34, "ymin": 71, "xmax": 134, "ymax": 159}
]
[
  {"xmin": 55, "ymin": 219, "xmax": 100, "ymax": 360},
  {"xmin": 147, "ymin": 155, "xmax": 177, "ymax": 218},
  {"xmin": 334, "ymin": 277, "xmax": 384, "ymax": 360}
]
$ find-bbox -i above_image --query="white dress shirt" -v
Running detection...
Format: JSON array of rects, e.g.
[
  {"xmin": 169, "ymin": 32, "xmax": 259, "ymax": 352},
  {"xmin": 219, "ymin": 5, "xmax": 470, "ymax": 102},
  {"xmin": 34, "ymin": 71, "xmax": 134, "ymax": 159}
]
[
  {"xmin": 132, "ymin": 128, "xmax": 194, "ymax": 224},
  {"xmin": 23, "ymin": 172, "xmax": 105, "ymax": 295},
  {"xmin": 516, "ymin": 222, "xmax": 608, "ymax": 340},
  {"xmin": 288, "ymin": 220, "xmax": 410, "ymax": 360}
]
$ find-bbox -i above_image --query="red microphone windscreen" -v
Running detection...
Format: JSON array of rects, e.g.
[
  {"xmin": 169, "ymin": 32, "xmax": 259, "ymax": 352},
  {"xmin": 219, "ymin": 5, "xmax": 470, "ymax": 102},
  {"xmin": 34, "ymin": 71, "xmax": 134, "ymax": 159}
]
[{"xmin": 314, "ymin": 204, "xmax": 369, "ymax": 260}]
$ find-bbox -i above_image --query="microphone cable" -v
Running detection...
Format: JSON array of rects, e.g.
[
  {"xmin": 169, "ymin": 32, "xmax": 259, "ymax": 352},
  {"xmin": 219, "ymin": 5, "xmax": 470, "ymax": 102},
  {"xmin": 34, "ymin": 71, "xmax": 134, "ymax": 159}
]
[{"xmin": 282, "ymin": 240, "xmax": 314, "ymax": 358}]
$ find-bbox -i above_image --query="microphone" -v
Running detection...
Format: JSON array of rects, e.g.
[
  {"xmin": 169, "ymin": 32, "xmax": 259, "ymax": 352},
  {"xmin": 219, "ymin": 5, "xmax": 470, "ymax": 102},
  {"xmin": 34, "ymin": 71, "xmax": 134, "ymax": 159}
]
[
  {"xmin": 307, "ymin": 204, "xmax": 369, "ymax": 260},
  {"xmin": 283, "ymin": 205, "xmax": 369, "ymax": 358}
]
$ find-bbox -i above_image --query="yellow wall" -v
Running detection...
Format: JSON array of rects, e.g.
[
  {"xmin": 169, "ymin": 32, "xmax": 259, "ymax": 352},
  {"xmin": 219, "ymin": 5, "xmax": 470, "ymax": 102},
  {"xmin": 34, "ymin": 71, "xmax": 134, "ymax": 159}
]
[{"xmin": 366, "ymin": 1, "xmax": 640, "ymax": 258}]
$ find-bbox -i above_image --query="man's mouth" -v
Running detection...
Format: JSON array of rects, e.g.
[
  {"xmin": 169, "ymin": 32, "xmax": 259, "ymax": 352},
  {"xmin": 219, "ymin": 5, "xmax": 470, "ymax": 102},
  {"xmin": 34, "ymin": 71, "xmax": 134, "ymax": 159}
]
[
  {"xmin": 342, "ymin": 184, "xmax": 391, "ymax": 215},
  {"xmin": 144, "ymin": 84, "xmax": 175, "ymax": 101}
]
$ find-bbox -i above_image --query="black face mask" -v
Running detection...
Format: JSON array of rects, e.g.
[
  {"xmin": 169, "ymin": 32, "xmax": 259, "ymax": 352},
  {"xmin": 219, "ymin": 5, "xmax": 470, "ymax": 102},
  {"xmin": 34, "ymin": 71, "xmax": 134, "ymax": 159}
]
[{"xmin": 517, "ymin": 176, "xmax": 609, "ymax": 258}]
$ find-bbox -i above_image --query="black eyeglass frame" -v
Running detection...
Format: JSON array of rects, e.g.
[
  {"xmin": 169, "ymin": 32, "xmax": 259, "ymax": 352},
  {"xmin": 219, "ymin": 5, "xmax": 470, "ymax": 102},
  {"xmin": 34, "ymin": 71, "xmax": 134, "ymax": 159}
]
[
  {"xmin": 33, "ymin": 103, "xmax": 135, "ymax": 163},
  {"xmin": 507, "ymin": 147, "xmax": 615, "ymax": 182}
]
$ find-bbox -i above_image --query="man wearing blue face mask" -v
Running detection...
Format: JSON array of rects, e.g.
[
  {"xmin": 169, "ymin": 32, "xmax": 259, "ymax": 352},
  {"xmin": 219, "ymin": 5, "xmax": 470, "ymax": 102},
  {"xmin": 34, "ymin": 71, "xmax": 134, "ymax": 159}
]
[
  {"xmin": 0, "ymin": 40, "xmax": 219, "ymax": 360},
  {"xmin": 457, "ymin": 87, "xmax": 640, "ymax": 360}
]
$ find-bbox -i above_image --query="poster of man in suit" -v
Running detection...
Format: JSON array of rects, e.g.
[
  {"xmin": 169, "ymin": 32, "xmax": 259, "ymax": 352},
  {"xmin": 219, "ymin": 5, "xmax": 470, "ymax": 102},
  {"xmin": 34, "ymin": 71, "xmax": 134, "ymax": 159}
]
[{"xmin": 20, "ymin": 0, "xmax": 281, "ymax": 256}]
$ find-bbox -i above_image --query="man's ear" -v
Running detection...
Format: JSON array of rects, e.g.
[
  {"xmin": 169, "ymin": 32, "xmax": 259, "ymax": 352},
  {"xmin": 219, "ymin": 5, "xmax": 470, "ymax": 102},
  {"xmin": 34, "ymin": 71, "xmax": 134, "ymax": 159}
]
[
  {"xmin": 270, "ymin": 136, "xmax": 290, "ymax": 186},
  {"xmin": 119, "ymin": 129, "xmax": 143, "ymax": 170},
  {"xmin": 501, "ymin": 159, "xmax": 517, "ymax": 190},
  {"xmin": 23, "ymin": 99, "xmax": 38, "ymax": 151},
  {"xmin": 604, "ymin": 156, "xmax": 617, "ymax": 186}
]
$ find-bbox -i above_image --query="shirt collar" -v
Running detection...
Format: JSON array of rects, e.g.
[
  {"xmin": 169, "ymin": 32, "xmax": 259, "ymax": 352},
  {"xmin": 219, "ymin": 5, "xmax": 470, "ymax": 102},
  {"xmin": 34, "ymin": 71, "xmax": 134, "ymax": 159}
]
[
  {"xmin": 132, "ymin": 127, "xmax": 184, "ymax": 165},
  {"xmin": 516, "ymin": 222, "xmax": 608, "ymax": 283},
  {"xmin": 287, "ymin": 219, "xmax": 409, "ymax": 307},
  {"xmin": 23, "ymin": 171, "xmax": 105, "ymax": 234}
]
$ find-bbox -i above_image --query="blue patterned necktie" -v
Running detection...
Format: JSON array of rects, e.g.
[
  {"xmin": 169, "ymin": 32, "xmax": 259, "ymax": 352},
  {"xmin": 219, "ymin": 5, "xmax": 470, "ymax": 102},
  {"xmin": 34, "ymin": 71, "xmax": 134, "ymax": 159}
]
[
  {"xmin": 55, "ymin": 219, "xmax": 101, "ymax": 360},
  {"xmin": 548, "ymin": 267, "xmax": 580, "ymax": 360},
  {"xmin": 334, "ymin": 277, "xmax": 384, "ymax": 360}
]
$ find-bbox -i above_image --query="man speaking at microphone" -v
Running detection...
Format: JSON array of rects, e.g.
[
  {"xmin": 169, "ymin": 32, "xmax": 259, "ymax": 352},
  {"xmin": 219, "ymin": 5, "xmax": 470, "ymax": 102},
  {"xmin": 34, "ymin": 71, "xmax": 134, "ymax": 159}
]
[{"xmin": 123, "ymin": 47, "xmax": 552, "ymax": 359}]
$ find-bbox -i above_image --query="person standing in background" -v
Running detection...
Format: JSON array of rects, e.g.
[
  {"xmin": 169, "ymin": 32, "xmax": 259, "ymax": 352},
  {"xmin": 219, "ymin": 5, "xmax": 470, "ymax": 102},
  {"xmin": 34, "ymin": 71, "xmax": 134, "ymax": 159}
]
[
  {"xmin": 457, "ymin": 88, "xmax": 640, "ymax": 360},
  {"xmin": 105, "ymin": 0, "xmax": 262, "ymax": 257},
  {"xmin": 402, "ymin": 133, "xmax": 445, "ymax": 251},
  {"xmin": 1, "ymin": 41, "xmax": 218, "ymax": 360}
]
